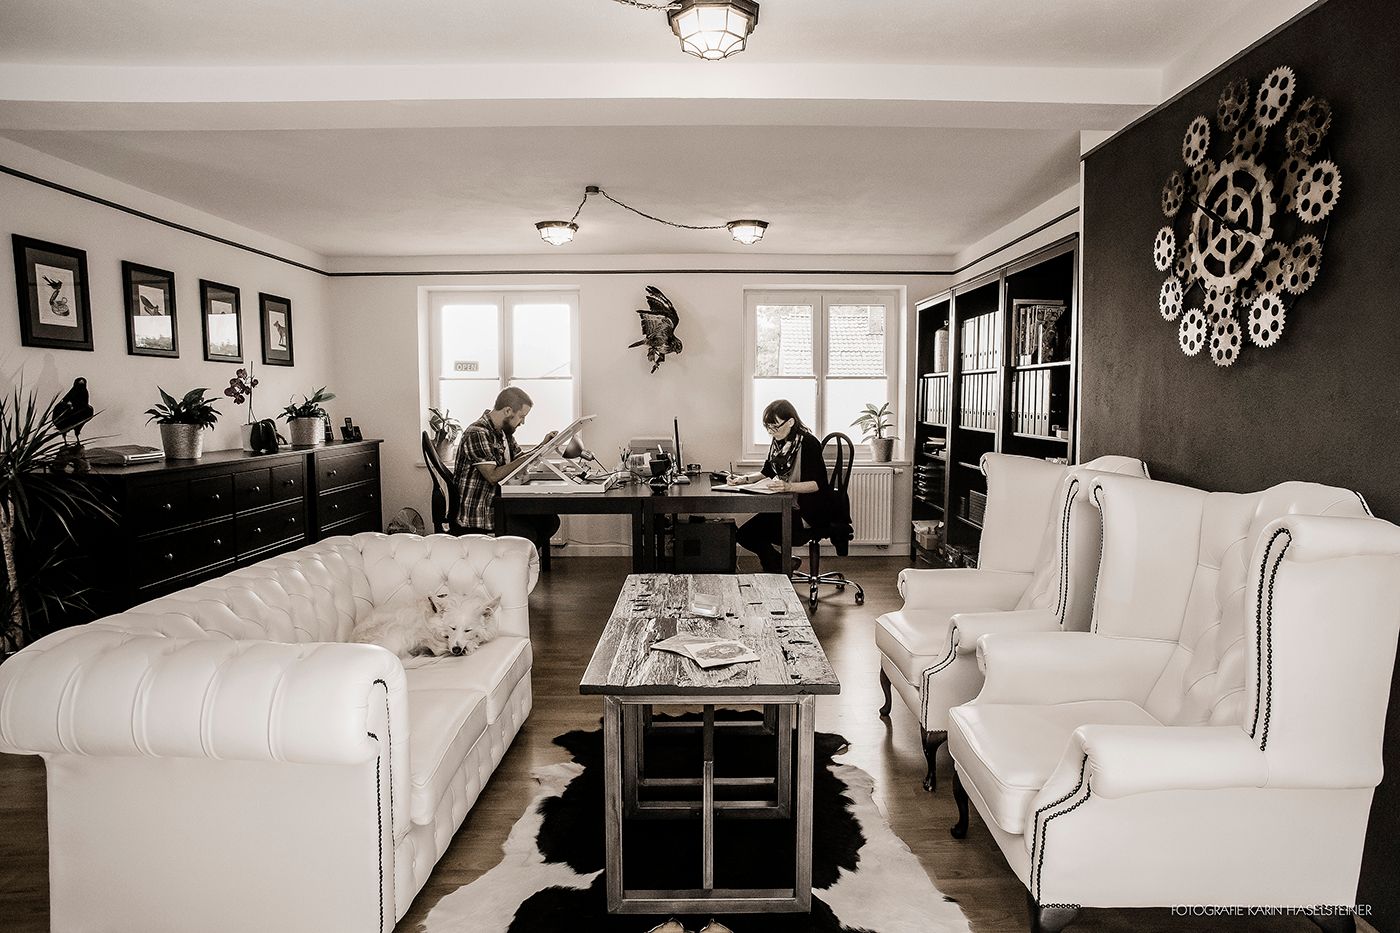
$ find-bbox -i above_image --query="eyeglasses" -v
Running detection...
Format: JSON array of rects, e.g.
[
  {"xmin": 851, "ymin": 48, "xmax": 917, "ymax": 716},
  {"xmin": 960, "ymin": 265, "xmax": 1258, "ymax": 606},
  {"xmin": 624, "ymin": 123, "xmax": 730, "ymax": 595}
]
[{"xmin": 764, "ymin": 418, "xmax": 793, "ymax": 436}]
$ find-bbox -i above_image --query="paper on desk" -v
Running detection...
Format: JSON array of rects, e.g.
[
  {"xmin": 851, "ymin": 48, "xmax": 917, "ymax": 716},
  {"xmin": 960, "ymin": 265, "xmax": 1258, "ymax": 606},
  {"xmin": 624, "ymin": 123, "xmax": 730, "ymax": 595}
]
[
  {"xmin": 713, "ymin": 478, "xmax": 784, "ymax": 495},
  {"xmin": 651, "ymin": 634, "xmax": 760, "ymax": 668}
]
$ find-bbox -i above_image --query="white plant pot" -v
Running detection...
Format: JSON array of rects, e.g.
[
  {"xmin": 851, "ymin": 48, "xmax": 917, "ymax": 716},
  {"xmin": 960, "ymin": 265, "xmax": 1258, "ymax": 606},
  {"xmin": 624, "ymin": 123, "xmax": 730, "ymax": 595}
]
[
  {"xmin": 240, "ymin": 423, "xmax": 256, "ymax": 452},
  {"xmin": 289, "ymin": 417, "xmax": 324, "ymax": 447},
  {"xmin": 160, "ymin": 423, "xmax": 205, "ymax": 460},
  {"xmin": 870, "ymin": 437, "xmax": 895, "ymax": 463}
]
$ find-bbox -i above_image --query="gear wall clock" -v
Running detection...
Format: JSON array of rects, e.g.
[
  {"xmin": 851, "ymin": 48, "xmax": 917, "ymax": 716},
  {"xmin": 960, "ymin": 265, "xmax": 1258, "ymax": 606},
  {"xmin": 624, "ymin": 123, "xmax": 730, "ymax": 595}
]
[{"xmin": 1153, "ymin": 65, "xmax": 1341, "ymax": 368}]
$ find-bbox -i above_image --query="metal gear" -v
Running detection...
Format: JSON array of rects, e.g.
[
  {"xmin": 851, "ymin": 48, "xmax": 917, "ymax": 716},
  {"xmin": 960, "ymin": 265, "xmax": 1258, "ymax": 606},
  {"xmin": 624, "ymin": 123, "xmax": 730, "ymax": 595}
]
[
  {"xmin": 1283, "ymin": 235, "xmax": 1322, "ymax": 295},
  {"xmin": 1179, "ymin": 307, "xmax": 1208, "ymax": 357},
  {"xmin": 1231, "ymin": 118, "xmax": 1268, "ymax": 162},
  {"xmin": 1217, "ymin": 77, "xmax": 1251, "ymax": 131},
  {"xmin": 1277, "ymin": 154, "xmax": 1309, "ymax": 216},
  {"xmin": 1203, "ymin": 284, "xmax": 1235, "ymax": 328},
  {"xmin": 1255, "ymin": 65, "xmax": 1296, "ymax": 127},
  {"xmin": 1211, "ymin": 317, "xmax": 1243, "ymax": 367},
  {"xmin": 1189, "ymin": 158, "xmax": 1275, "ymax": 290},
  {"xmin": 1153, "ymin": 226, "xmax": 1176, "ymax": 272},
  {"xmin": 1295, "ymin": 159, "xmax": 1341, "ymax": 223},
  {"xmin": 1173, "ymin": 244, "xmax": 1192, "ymax": 283},
  {"xmin": 1190, "ymin": 157, "xmax": 1216, "ymax": 198},
  {"xmin": 1253, "ymin": 242, "xmax": 1289, "ymax": 294},
  {"xmin": 1162, "ymin": 171, "xmax": 1185, "ymax": 218},
  {"xmin": 1285, "ymin": 96, "xmax": 1332, "ymax": 157},
  {"xmin": 1182, "ymin": 115, "xmax": 1211, "ymax": 166},
  {"xmin": 1247, "ymin": 292, "xmax": 1287, "ymax": 348},
  {"xmin": 1160, "ymin": 276, "xmax": 1184, "ymax": 321}
]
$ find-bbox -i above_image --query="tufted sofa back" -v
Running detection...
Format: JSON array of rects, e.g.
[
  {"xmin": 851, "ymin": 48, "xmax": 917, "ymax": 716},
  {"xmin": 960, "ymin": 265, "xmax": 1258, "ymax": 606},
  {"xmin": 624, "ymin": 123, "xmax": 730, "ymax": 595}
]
[
  {"xmin": 80, "ymin": 533, "xmax": 539, "ymax": 645},
  {"xmin": 1090, "ymin": 475, "xmax": 1369, "ymax": 727}
]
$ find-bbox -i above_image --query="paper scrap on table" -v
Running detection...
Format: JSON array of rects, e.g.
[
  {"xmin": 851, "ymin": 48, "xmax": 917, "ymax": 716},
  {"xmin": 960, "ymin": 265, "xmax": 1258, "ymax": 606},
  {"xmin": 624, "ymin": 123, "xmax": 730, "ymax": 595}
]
[{"xmin": 651, "ymin": 634, "xmax": 760, "ymax": 668}]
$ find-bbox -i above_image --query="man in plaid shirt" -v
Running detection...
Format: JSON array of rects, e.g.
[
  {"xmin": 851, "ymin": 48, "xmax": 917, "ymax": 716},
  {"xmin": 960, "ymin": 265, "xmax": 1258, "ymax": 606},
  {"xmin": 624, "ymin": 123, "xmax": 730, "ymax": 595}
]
[{"xmin": 452, "ymin": 387, "xmax": 560, "ymax": 554}]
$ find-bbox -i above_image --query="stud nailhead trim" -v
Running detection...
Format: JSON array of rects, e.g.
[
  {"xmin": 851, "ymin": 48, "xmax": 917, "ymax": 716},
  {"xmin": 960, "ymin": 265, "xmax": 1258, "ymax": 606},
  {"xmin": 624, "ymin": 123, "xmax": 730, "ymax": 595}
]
[
  {"xmin": 1248, "ymin": 528, "xmax": 1290, "ymax": 749},
  {"xmin": 1054, "ymin": 479, "xmax": 1080, "ymax": 625},
  {"xmin": 370, "ymin": 678, "xmax": 394, "ymax": 931},
  {"xmin": 1028, "ymin": 756, "xmax": 1087, "ymax": 899},
  {"xmin": 1033, "ymin": 770, "xmax": 1093, "ymax": 902}
]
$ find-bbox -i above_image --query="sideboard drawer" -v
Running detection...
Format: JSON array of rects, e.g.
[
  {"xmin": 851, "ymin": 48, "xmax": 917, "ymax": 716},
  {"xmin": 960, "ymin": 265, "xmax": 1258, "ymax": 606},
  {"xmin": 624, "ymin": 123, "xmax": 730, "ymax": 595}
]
[
  {"xmin": 130, "ymin": 481, "xmax": 188, "ymax": 535},
  {"xmin": 188, "ymin": 475, "xmax": 235, "ymax": 522},
  {"xmin": 271, "ymin": 462, "xmax": 305, "ymax": 502},
  {"xmin": 317, "ymin": 449, "xmax": 377, "ymax": 491},
  {"xmin": 237, "ymin": 501, "xmax": 306, "ymax": 555},
  {"xmin": 320, "ymin": 482, "xmax": 379, "ymax": 527},
  {"xmin": 234, "ymin": 468, "xmax": 272, "ymax": 511},
  {"xmin": 192, "ymin": 519, "xmax": 236, "ymax": 568}
]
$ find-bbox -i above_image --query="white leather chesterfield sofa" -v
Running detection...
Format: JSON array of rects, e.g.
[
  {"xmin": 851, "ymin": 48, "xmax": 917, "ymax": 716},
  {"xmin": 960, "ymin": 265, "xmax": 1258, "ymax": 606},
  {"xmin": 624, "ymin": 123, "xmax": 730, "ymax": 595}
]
[
  {"xmin": 876, "ymin": 453, "xmax": 1146, "ymax": 790},
  {"xmin": 0, "ymin": 531, "xmax": 538, "ymax": 933},
  {"xmin": 947, "ymin": 474, "xmax": 1396, "ymax": 933}
]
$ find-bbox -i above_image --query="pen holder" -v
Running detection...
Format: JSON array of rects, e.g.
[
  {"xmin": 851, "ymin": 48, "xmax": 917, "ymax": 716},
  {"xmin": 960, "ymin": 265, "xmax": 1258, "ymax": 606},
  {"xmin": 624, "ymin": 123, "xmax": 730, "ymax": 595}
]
[{"xmin": 648, "ymin": 455, "xmax": 672, "ymax": 493}]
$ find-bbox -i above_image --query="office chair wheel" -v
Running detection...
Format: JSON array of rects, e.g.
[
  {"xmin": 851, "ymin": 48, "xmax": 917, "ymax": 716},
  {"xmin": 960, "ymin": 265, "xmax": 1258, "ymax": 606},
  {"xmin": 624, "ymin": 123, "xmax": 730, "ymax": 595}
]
[{"xmin": 855, "ymin": 592, "xmax": 865, "ymax": 605}]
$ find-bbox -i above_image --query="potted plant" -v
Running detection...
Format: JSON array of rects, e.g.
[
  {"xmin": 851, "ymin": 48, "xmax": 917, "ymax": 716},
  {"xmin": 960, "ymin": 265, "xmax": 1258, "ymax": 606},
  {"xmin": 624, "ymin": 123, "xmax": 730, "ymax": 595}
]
[
  {"xmin": 428, "ymin": 407, "xmax": 462, "ymax": 462},
  {"xmin": 223, "ymin": 367, "xmax": 261, "ymax": 452},
  {"xmin": 146, "ymin": 387, "xmax": 220, "ymax": 460},
  {"xmin": 281, "ymin": 387, "xmax": 335, "ymax": 447},
  {"xmin": 2, "ymin": 382, "xmax": 114, "ymax": 654},
  {"xmin": 852, "ymin": 402, "xmax": 897, "ymax": 463}
]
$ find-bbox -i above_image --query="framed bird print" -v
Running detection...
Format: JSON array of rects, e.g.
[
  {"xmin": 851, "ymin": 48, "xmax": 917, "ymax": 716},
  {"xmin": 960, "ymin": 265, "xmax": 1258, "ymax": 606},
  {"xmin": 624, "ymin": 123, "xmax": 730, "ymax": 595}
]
[
  {"xmin": 11, "ymin": 235, "xmax": 94, "ymax": 351},
  {"xmin": 200, "ymin": 280, "xmax": 243, "ymax": 363},
  {"xmin": 259, "ymin": 292, "xmax": 294, "ymax": 366},
  {"xmin": 121, "ymin": 261, "xmax": 179, "ymax": 358}
]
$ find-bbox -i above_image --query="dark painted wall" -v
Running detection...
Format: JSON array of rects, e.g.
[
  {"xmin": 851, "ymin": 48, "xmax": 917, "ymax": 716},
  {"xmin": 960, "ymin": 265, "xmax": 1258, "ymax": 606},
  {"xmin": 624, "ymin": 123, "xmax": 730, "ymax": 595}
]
[{"xmin": 1080, "ymin": 0, "xmax": 1400, "ymax": 927}]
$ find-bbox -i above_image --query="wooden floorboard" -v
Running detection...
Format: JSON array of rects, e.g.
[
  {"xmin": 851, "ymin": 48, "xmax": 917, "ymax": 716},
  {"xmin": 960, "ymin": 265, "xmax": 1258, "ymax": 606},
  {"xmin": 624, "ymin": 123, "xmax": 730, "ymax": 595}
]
[{"xmin": 0, "ymin": 555, "xmax": 1317, "ymax": 933}]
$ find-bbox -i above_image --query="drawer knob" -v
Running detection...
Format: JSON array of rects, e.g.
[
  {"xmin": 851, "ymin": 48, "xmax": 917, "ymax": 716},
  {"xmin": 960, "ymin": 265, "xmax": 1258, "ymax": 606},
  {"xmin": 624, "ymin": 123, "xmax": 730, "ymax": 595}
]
[
  {"xmin": 252, "ymin": 485, "xmax": 261, "ymax": 493},
  {"xmin": 210, "ymin": 494, "xmax": 221, "ymax": 502},
  {"xmin": 368, "ymin": 493, "xmax": 375, "ymax": 500},
  {"xmin": 283, "ymin": 479, "xmax": 295, "ymax": 487},
  {"xmin": 211, "ymin": 538, "xmax": 222, "ymax": 547},
  {"xmin": 286, "ymin": 517, "xmax": 297, "ymax": 525},
  {"xmin": 329, "ymin": 469, "xmax": 338, "ymax": 477},
  {"xmin": 162, "ymin": 552, "xmax": 174, "ymax": 562},
  {"xmin": 364, "ymin": 462, "xmax": 373, "ymax": 470},
  {"xmin": 161, "ymin": 502, "xmax": 173, "ymax": 512},
  {"xmin": 331, "ymin": 504, "xmax": 340, "ymax": 512},
  {"xmin": 254, "ymin": 526, "xmax": 262, "ymax": 534}
]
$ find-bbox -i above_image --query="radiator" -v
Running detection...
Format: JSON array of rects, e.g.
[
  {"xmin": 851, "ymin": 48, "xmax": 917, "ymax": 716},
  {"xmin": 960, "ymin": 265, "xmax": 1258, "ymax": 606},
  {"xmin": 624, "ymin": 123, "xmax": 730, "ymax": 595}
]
[{"xmin": 848, "ymin": 467, "xmax": 894, "ymax": 545}]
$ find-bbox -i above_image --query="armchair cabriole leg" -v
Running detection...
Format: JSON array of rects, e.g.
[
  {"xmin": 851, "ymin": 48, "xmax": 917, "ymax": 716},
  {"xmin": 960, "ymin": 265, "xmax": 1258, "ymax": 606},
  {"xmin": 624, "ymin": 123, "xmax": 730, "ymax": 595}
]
[
  {"xmin": 878, "ymin": 669, "xmax": 893, "ymax": 717},
  {"xmin": 950, "ymin": 770, "xmax": 969, "ymax": 838},
  {"xmin": 922, "ymin": 729, "xmax": 946, "ymax": 792},
  {"xmin": 1027, "ymin": 894, "xmax": 1080, "ymax": 933},
  {"xmin": 1309, "ymin": 912, "xmax": 1357, "ymax": 933}
]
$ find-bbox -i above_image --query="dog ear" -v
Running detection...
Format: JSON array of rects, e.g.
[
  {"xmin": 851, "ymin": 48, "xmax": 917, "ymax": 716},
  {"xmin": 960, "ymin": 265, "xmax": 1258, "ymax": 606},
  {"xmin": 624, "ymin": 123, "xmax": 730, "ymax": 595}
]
[
  {"xmin": 426, "ymin": 595, "xmax": 442, "ymax": 614},
  {"xmin": 482, "ymin": 594, "xmax": 501, "ymax": 615}
]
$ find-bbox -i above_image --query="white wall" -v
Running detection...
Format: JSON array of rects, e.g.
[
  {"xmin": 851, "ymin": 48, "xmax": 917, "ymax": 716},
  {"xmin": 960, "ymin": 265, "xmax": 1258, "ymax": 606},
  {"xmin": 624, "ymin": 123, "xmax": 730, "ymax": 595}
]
[
  {"xmin": 327, "ymin": 255, "xmax": 948, "ymax": 555},
  {"xmin": 0, "ymin": 137, "xmax": 335, "ymax": 451}
]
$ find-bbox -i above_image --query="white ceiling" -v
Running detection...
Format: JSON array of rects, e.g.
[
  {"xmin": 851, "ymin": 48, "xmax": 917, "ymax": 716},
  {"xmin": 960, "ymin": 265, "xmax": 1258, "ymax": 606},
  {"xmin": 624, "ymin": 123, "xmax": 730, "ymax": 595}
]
[{"xmin": 0, "ymin": 0, "xmax": 1305, "ymax": 260}]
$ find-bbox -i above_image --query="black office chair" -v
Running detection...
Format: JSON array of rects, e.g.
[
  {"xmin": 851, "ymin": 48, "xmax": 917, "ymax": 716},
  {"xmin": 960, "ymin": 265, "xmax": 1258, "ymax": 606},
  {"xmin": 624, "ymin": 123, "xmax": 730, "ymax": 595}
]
[
  {"xmin": 792, "ymin": 432, "xmax": 865, "ymax": 610},
  {"xmin": 421, "ymin": 430, "xmax": 459, "ymax": 535}
]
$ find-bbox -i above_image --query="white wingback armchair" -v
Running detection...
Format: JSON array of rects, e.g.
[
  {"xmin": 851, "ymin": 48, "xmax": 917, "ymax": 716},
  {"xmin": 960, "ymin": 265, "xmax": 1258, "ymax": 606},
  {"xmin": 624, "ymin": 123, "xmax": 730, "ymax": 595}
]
[
  {"xmin": 0, "ymin": 532, "xmax": 538, "ymax": 933},
  {"xmin": 947, "ymin": 474, "xmax": 1394, "ymax": 933},
  {"xmin": 876, "ymin": 453, "xmax": 1147, "ymax": 790}
]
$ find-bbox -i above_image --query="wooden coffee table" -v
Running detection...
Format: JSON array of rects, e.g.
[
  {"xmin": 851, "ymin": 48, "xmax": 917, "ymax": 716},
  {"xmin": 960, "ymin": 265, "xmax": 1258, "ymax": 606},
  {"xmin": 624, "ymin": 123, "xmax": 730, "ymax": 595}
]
[{"xmin": 580, "ymin": 573, "xmax": 840, "ymax": 914}]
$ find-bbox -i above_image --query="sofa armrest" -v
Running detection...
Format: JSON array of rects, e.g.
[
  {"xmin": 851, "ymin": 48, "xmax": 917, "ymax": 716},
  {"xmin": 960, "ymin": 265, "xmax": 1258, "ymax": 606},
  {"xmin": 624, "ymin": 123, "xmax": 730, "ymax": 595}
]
[
  {"xmin": 951, "ymin": 608, "xmax": 1059, "ymax": 655},
  {"xmin": 0, "ymin": 632, "xmax": 407, "ymax": 772},
  {"xmin": 1074, "ymin": 725, "xmax": 1269, "ymax": 798},
  {"xmin": 897, "ymin": 568, "xmax": 1030, "ymax": 611},
  {"xmin": 975, "ymin": 632, "xmax": 1175, "ymax": 705}
]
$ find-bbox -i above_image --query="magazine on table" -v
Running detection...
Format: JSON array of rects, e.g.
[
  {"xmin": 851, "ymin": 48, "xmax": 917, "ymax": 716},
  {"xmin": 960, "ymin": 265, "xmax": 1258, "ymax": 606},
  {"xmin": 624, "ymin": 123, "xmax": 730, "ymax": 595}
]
[{"xmin": 651, "ymin": 634, "xmax": 760, "ymax": 668}]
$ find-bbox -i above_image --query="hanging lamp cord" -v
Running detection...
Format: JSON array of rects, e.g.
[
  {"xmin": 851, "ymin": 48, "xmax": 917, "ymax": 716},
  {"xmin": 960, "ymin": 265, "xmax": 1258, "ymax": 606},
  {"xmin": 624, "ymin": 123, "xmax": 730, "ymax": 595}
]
[{"xmin": 585, "ymin": 186, "xmax": 729, "ymax": 231}]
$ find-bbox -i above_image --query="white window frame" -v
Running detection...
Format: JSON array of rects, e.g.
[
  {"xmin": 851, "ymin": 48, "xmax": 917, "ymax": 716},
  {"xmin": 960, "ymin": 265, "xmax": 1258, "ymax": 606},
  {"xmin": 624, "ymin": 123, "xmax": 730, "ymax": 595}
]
[
  {"xmin": 428, "ymin": 289, "xmax": 581, "ymax": 444},
  {"xmin": 742, "ymin": 288, "xmax": 901, "ymax": 461}
]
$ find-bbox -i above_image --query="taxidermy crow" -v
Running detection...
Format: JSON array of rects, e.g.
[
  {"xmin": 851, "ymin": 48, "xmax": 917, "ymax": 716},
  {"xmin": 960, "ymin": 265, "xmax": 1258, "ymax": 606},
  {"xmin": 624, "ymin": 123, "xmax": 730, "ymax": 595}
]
[
  {"xmin": 53, "ymin": 377, "xmax": 95, "ymax": 445},
  {"xmin": 628, "ymin": 285, "xmax": 683, "ymax": 373}
]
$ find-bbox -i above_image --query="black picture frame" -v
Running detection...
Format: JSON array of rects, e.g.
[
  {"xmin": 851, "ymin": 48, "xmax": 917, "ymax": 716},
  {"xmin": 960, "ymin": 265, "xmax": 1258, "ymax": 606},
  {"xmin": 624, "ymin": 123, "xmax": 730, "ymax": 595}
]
[
  {"xmin": 121, "ymin": 261, "xmax": 179, "ymax": 358},
  {"xmin": 11, "ymin": 235, "xmax": 94, "ymax": 351},
  {"xmin": 199, "ymin": 279, "xmax": 243, "ymax": 363},
  {"xmin": 259, "ymin": 292, "xmax": 294, "ymax": 366}
]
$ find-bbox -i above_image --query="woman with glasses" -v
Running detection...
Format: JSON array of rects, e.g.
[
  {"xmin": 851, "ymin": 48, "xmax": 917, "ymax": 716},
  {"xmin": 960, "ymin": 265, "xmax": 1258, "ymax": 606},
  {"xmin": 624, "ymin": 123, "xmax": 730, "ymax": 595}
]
[{"xmin": 729, "ymin": 399, "xmax": 832, "ymax": 574}]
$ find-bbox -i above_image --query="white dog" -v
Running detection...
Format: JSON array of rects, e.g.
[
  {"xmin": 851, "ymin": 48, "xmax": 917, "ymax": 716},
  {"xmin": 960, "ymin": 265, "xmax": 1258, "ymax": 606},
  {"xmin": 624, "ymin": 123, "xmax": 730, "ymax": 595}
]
[{"xmin": 351, "ymin": 589, "xmax": 500, "ymax": 660}]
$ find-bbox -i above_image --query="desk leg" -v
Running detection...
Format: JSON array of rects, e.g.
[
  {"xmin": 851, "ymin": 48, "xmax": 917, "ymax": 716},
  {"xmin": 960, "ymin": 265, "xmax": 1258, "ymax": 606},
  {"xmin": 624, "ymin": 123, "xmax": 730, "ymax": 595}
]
[
  {"xmin": 780, "ymin": 499, "xmax": 793, "ymax": 577},
  {"xmin": 631, "ymin": 508, "xmax": 647, "ymax": 574},
  {"xmin": 604, "ymin": 696, "xmax": 625, "ymax": 912},
  {"xmin": 794, "ymin": 695, "xmax": 815, "ymax": 910}
]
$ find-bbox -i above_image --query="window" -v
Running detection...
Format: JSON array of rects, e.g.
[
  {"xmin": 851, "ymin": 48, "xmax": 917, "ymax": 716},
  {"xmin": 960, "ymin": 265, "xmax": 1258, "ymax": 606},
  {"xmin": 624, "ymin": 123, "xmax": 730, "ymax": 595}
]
[
  {"xmin": 743, "ymin": 289, "xmax": 900, "ymax": 458},
  {"xmin": 429, "ymin": 290, "xmax": 579, "ymax": 446}
]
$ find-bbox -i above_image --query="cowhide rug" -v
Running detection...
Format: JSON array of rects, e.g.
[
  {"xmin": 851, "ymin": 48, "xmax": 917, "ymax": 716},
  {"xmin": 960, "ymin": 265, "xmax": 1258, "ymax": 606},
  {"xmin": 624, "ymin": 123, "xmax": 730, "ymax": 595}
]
[{"xmin": 421, "ymin": 717, "xmax": 971, "ymax": 933}]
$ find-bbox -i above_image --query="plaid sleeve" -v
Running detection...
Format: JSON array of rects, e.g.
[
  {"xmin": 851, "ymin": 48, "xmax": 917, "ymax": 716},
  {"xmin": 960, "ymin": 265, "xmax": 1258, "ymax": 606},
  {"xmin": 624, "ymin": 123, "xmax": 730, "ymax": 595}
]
[{"xmin": 459, "ymin": 425, "xmax": 497, "ymax": 466}]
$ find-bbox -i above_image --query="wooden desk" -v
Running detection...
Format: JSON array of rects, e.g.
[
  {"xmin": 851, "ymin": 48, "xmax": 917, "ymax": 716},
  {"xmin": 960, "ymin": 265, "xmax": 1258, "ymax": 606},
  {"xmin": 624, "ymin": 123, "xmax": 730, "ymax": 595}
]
[
  {"xmin": 493, "ymin": 476, "xmax": 794, "ymax": 573},
  {"xmin": 580, "ymin": 573, "xmax": 840, "ymax": 914}
]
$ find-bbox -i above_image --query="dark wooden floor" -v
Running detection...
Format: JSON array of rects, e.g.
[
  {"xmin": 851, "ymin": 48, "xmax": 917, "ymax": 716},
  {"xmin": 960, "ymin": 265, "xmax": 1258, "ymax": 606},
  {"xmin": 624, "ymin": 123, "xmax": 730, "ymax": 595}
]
[{"xmin": 0, "ymin": 556, "xmax": 1321, "ymax": 933}]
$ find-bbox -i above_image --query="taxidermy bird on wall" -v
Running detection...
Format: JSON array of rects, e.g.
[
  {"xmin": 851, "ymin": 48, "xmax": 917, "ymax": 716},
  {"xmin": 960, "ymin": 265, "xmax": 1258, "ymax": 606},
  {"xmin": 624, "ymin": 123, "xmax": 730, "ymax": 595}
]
[
  {"xmin": 53, "ymin": 377, "xmax": 95, "ymax": 446},
  {"xmin": 629, "ymin": 286, "xmax": 683, "ymax": 373}
]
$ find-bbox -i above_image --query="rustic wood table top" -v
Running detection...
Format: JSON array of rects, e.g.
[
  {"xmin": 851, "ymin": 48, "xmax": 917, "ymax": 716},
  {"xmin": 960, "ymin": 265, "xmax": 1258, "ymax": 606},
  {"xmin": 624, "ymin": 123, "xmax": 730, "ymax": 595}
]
[{"xmin": 579, "ymin": 573, "xmax": 840, "ymax": 696}]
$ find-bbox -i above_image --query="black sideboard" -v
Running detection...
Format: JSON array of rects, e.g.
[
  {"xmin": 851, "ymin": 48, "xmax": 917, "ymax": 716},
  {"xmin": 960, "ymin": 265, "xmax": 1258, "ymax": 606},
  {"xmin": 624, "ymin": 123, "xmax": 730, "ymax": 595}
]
[{"xmin": 88, "ymin": 439, "xmax": 381, "ymax": 614}]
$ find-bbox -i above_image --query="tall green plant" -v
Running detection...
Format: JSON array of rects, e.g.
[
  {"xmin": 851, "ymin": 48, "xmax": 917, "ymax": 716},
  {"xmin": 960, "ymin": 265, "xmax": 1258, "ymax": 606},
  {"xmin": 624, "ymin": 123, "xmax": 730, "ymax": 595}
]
[
  {"xmin": 0, "ymin": 383, "xmax": 114, "ymax": 653},
  {"xmin": 851, "ymin": 402, "xmax": 896, "ymax": 441}
]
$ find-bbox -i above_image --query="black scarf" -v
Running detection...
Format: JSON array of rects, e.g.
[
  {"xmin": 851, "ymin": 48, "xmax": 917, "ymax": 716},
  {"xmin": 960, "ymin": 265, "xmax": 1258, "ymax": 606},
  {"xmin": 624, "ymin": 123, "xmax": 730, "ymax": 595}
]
[{"xmin": 767, "ymin": 430, "xmax": 802, "ymax": 476}]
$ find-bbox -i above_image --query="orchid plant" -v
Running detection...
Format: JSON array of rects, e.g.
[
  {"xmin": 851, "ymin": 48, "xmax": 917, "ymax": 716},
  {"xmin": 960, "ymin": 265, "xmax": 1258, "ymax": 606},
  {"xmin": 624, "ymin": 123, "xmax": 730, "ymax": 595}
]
[{"xmin": 224, "ymin": 368, "xmax": 260, "ymax": 424}]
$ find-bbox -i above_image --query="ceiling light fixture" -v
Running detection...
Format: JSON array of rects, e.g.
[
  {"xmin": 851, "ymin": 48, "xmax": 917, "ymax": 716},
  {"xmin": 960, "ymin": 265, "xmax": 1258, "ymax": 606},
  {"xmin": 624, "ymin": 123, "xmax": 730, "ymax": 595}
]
[
  {"xmin": 535, "ymin": 185, "xmax": 769, "ymax": 246},
  {"xmin": 611, "ymin": 0, "xmax": 760, "ymax": 61}
]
